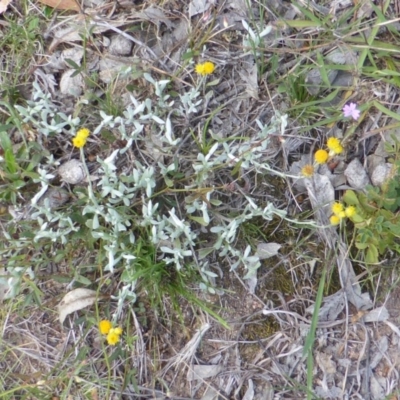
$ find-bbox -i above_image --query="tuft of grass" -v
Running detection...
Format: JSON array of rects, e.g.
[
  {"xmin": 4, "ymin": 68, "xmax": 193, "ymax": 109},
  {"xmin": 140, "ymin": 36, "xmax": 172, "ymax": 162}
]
[{"xmin": 0, "ymin": 11, "xmax": 42, "ymax": 93}]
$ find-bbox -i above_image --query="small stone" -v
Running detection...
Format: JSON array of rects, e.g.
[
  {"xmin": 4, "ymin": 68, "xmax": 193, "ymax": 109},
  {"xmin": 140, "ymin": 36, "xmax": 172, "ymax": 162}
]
[
  {"xmin": 109, "ymin": 34, "xmax": 133, "ymax": 56},
  {"xmin": 38, "ymin": 187, "xmax": 70, "ymax": 208},
  {"xmin": 371, "ymin": 163, "xmax": 392, "ymax": 187},
  {"xmin": 58, "ymin": 159, "xmax": 86, "ymax": 184},
  {"xmin": 367, "ymin": 154, "xmax": 385, "ymax": 177},
  {"xmin": 344, "ymin": 158, "xmax": 370, "ymax": 189}
]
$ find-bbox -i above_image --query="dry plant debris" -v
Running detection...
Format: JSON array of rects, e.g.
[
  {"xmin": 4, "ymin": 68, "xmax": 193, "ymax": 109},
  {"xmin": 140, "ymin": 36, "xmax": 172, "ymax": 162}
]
[{"xmin": 2, "ymin": 0, "xmax": 400, "ymax": 399}]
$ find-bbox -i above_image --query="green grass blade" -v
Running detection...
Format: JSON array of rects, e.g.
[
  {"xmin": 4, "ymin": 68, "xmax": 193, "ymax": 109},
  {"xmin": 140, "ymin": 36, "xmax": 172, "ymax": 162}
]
[
  {"xmin": 373, "ymin": 101, "xmax": 400, "ymax": 121},
  {"xmin": 304, "ymin": 266, "xmax": 326, "ymax": 400},
  {"xmin": 291, "ymin": 2, "xmax": 323, "ymax": 26}
]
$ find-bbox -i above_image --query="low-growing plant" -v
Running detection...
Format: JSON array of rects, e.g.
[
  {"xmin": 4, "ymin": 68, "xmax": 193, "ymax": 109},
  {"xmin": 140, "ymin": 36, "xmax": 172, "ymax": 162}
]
[
  {"xmin": 1, "ymin": 70, "xmax": 306, "ymax": 316},
  {"xmin": 342, "ymin": 137, "xmax": 400, "ymax": 264}
]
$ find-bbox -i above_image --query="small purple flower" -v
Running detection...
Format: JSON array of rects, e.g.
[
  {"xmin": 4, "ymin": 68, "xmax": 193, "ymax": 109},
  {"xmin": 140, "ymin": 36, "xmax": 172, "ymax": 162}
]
[{"xmin": 342, "ymin": 103, "xmax": 360, "ymax": 121}]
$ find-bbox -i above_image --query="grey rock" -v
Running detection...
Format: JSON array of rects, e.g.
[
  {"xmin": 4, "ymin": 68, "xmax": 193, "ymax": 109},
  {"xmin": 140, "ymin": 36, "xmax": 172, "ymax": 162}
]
[
  {"xmin": 344, "ymin": 158, "xmax": 370, "ymax": 189},
  {"xmin": 367, "ymin": 154, "xmax": 385, "ymax": 177},
  {"xmin": 109, "ymin": 34, "xmax": 133, "ymax": 56},
  {"xmin": 371, "ymin": 163, "xmax": 392, "ymax": 187},
  {"xmin": 58, "ymin": 159, "xmax": 86, "ymax": 184}
]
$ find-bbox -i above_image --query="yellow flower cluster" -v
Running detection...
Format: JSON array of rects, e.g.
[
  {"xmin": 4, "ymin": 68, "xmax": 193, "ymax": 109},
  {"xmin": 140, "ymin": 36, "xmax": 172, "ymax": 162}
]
[
  {"xmin": 302, "ymin": 137, "xmax": 344, "ymax": 179},
  {"xmin": 302, "ymin": 137, "xmax": 344, "ymax": 178},
  {"xmin": 195, "ymin": 61, "xmax": 215, "ymax": 76},
  {"xmin": 72, "ymin": 128, "xmax": 90, "ymax": 148},
  {"xmin": 313, "ymin": 137, "xmax": 343, "ymax": 165},
  {"xmin": 330, "ymin": 202, "xmax": 356, "ymax": 226},
  {"xmin": 99, "ymin": 320, "xmax": 123, "ymax": 346}
]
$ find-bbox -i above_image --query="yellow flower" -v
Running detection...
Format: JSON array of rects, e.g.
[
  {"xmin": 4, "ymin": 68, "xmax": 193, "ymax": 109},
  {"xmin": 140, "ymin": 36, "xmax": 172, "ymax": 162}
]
[
  {"xmin": 327, "ymin": 137, "xmax": 340, "ymax": 150},
  {"xmin": 331, "ymin": 202, "xmax": 344, "ymax": 216},
  {"xmin": 338, "ymin": 211, "xmax": 346, "ymax": 219},
  {"xmin": 99, "ymin": 320, "xmax": 112, "ymax": 335},
  {"xmin": 76, "ymin": 128, "xmax": 90, "ymax": 139},
  {"xmin": 327, "ymin": 137, "xmax": 343, "ymax": 155},
  {"xmin": 345, "ymin": 206, "xmax": 356, "ymax": 217},
  {"xmin": 330, "ymin": 215, "xmax": 341, "ymax": 226},
  {"xmin": 314, "ymin": 149, "xmax": 329, "ymax": 164},
  {"xmin": 106, "ymin": 330, "xmax": 120, "ymax": 346},
  {"xmin": 72, "ymin": 136, "xmax": 87, "ymax": 148},
  {"xmin": 113, "ymin": 327, "xmax": 123, "ymax": 336},
  {"xmin": 301, "ymin": 164, "xmax": 314, "ymax": 177},
  {"xmin": 195, "ymin": 61, "xmax": 215, "ymax": 76}
]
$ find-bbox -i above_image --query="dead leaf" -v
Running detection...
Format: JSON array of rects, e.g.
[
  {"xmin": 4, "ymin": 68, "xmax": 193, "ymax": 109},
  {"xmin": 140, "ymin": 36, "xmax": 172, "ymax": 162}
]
[
  {"xmin": 0, "ymin": 268, "xmax": 11, "ymax": 301},
  {"xmin": 0, "ymin": 0, "xmax": 12, "ymax": 14},
  {"xmin": 363, "ymin": 306, "xmax": 389, "ymax": 323},
  {"xmin": 306, "ymin": 291, "xmax": 345, "ymax": 322},
  {"xmin": 370, "ymin": 374, "xmax": 386, "ymax": 400},
  {"xmin": 246, "ymin": 274, "xmax": 257, "ymax": 294},
  {"xmin": 201, "ymin": 387, "xmax": 221, "ymax": 400},
  {"xmin": 238, "ymin": 57, "xmax": 259, "ymax": 99},
  {"xmin": 242, "ymin": 379, "xmax": 254, "ymax": 400},
  {"xmin": 256, "ymin": 242, "xmax": 281, "ymax": 260},
  {"xmin": 59, "ymin": 69, "xmax": 84, "ymax": 97},
  {"xmin": 139, "ymin": 6, "xmax": 173, "ymax": 29},
  {"xmin": 36, "ymin": 0, "xmax": 80, "ymax": 11},
  {"xmin": 316, "ymin": 351, "xmax": 336, "ymax": 375},
  {"xmin": 305, "ymin": 172, "xmax": 335, "ymax": 223},
  {"xmin": 58, "ymin": 288, "xmax": 98, "ymax": 324},
  {"xmin": 187, "ymin": 365, "xmax": 223, "ymax": 381},
  {"xmin": 189, "ymin": 0, "xmax": 211, "ymax": 18},
  {"xmin": 370, "ymin": 336, "xmax": 388, "ymax": 369}
]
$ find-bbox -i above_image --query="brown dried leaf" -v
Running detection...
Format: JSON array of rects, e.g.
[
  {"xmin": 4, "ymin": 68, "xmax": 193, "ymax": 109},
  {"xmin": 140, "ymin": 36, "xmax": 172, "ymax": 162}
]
[
  {"xmin": 37, "ymin": 0, "xmax": 80, "ymax": 11},
  {"xmin": 350, "ymin": 309, "xmax": 367, "ymax": 324},
  {"xmin": 58, "ymin": 288, "xmax": 97, "ymax": 324}
]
